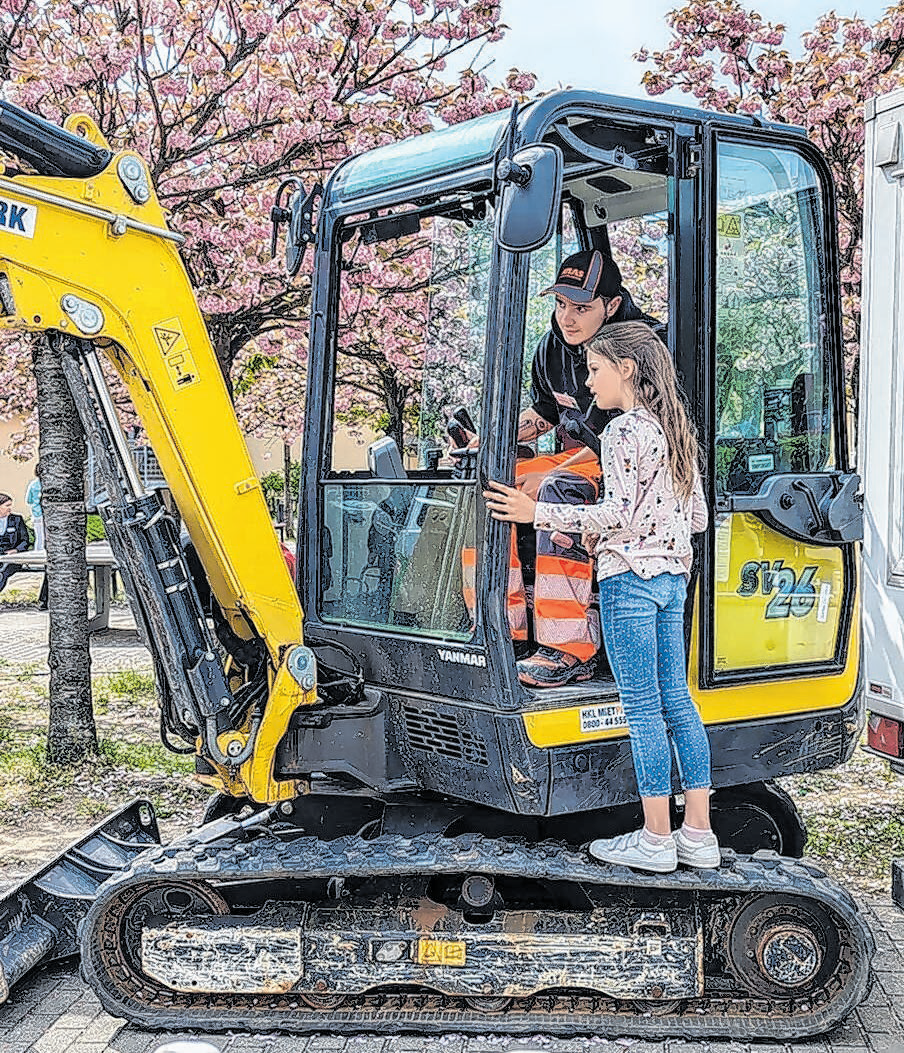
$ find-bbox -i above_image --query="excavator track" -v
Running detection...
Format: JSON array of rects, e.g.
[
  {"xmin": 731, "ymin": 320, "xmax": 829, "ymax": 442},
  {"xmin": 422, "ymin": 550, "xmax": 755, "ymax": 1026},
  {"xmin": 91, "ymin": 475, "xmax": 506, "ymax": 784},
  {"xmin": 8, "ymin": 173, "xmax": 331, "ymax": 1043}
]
[{"xmin": 80, "ymin": 831, "xmax": 874, "ymax": 1041}]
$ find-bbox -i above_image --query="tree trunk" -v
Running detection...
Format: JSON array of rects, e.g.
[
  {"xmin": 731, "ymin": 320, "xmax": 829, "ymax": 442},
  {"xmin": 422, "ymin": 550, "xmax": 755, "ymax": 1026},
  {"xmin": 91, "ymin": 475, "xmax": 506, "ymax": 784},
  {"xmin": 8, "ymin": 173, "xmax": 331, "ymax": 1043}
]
[
  {"xmin": 282, "ymin": 441, "xmax": 294, "ymax": 540},
  {"xmin": 33, "ymin": 335, "xmax": 97, "ymax": 764}
]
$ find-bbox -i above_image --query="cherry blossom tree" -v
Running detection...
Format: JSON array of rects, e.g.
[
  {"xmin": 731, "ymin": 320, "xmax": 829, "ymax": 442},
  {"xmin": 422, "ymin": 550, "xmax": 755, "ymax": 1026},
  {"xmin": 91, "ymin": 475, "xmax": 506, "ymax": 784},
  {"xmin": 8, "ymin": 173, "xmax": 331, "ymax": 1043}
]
[
  {"xmin": 0, "ymin": 0, "xmax": 536, "ymax": 451},
  {"xmin": 636, "ymin": 0, "xmax": 904, "ymax": 405}
]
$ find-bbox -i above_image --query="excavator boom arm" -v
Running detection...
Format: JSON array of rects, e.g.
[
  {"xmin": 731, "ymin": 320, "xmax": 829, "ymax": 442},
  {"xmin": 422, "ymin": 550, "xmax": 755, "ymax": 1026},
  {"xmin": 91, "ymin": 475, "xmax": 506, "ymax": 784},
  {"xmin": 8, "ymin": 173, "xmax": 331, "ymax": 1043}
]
[{"xmin": 0, "ymin": 104, "xmax": 314, "ymax": 803}]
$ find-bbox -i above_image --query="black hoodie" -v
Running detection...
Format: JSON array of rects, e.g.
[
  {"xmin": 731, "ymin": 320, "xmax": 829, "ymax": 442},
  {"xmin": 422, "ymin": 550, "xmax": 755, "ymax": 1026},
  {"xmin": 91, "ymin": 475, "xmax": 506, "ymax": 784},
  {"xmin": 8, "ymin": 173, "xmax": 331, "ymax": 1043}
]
[{"xmin": 529, "ymin": 287, "xmax": 666, "ymax": 450}]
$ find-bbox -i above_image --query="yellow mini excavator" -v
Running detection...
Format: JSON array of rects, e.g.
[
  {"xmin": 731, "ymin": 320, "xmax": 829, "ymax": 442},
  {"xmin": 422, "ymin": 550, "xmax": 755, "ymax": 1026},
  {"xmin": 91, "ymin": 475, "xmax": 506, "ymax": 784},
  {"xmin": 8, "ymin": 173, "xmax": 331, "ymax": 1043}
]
[{"xmin": 0, "ymin": 95, "xmax": 874, "ymax": 1040}]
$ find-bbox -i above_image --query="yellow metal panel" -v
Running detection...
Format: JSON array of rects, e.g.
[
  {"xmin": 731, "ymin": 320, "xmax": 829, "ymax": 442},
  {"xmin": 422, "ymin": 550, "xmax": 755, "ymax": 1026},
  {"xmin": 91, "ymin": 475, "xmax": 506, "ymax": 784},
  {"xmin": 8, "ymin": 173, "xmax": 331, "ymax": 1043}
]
[
  {"xmin": 0, "ymin": 145, "xmax": 302, "ymax": 657},
  {"xmin": 523, "ymin": 546, "xmax": 860, "ymax": 749},
  {"xmin": 712, "ymin": 514, "xmax": 842, "ymax": 671}
]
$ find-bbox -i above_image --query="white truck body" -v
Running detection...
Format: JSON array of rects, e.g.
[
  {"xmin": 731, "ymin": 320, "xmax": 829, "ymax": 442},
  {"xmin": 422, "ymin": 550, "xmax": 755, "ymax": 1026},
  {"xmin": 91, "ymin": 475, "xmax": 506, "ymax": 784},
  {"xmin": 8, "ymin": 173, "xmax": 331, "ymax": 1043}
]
[{"xmin": 860, "ymin": 87, "xmax": 904, "ymax": 776}]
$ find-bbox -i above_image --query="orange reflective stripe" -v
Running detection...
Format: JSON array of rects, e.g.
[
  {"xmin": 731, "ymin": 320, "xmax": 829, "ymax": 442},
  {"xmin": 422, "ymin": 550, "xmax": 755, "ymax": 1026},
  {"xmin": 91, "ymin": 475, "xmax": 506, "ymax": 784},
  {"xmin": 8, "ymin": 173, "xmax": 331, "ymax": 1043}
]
[
  {"xmin": 535, "ymin": 554, "xmax": 594, "ymax": 580},
  {"xmin": 516, "ymin": 450, "xmax": 600, "ymax": 486},
  {"xmin": 535, "ymin": 596, "xmax": 588, "ymax": 621},
  {"xmin": 507, "ymin": 536, "xmax": 528, "ymax": 638},
  {"xmin": 461, "ymin": 539, "xmax": 528, "ymax": 638},
  {"xmin": 461, "ymin": 546, "xmax": 477, "ymax": 620},
  {"xmin": 547, "ymin": 639, "xmax": 597, "ymax": 662}
]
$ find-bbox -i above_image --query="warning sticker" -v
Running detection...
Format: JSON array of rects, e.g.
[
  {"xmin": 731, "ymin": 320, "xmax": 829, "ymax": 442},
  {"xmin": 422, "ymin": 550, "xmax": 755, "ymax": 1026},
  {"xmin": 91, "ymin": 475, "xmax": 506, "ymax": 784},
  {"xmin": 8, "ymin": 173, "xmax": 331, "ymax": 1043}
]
[
  {"xmin": 153, "ymin": 326, "xmax": 181, "ymax": 354},
  {"xmin": 153, "ymin": 317, "xmax": 199, "ymax": 390},
  {"xmin": 416, "ymin": 938, "xmax": 466, "ymax": 966},
  {"xmin": 717, "ymin": 213, "xmax": 742, "ymax": 238}
]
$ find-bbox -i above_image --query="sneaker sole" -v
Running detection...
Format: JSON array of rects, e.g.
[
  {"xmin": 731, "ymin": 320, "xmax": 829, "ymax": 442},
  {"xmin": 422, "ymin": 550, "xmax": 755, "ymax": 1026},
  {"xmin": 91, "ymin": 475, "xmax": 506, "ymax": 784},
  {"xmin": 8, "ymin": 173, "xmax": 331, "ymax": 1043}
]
[
  {"xmin": 588, "ymin": 840, "xmax": 677, "ymax": 873},
  {"xmin": 518, "ymin": 668, "xmax": 596, "ymax": 688},
  {"xmin": 676, "ymin": 850, "xmax": 722, "ymax": 869}
]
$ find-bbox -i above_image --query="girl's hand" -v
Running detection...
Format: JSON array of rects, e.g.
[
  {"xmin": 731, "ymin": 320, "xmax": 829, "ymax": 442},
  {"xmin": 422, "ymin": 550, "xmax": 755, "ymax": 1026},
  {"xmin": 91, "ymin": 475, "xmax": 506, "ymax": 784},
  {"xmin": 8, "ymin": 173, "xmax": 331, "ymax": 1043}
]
[{"xmin": 483, "ymin": 480, "xmax": 536, "ymax": 523}]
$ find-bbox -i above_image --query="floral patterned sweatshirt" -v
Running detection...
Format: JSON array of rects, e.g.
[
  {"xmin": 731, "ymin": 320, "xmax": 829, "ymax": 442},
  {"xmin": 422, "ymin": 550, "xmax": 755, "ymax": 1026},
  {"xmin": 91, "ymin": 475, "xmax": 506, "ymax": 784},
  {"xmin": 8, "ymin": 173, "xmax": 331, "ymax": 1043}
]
[{"xmin": 533, "ymin": 405, "xmax": 708, "ymax": 581}]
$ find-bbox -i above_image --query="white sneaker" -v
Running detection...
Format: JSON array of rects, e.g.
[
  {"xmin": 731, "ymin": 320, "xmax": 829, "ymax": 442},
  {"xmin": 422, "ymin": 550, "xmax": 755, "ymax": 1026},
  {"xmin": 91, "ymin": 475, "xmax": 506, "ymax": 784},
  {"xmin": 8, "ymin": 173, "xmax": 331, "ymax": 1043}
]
[
  {"xmin": 588, "ymin": 828, "xmax": 677, "ymax": 873},
  {"xmin": 675, "ymin": 826, "xmax": 721, "ymax": 869}
]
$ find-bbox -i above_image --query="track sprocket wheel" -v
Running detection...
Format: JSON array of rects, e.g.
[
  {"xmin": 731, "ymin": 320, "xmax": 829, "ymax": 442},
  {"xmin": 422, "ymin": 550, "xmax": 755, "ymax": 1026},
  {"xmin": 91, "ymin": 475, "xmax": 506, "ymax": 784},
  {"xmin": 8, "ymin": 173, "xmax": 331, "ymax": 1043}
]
[{"xmin": 725, "ymin": 894, "xmax": 840, "ymax": 999}]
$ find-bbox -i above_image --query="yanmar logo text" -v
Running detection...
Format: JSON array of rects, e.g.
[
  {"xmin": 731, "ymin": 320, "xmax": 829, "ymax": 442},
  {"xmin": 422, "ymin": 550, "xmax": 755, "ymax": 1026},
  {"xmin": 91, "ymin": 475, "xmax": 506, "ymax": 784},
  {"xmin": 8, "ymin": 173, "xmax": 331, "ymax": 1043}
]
[{"xmin": 437, "ymin": 648, "xmax": 486, "ymax": 668}]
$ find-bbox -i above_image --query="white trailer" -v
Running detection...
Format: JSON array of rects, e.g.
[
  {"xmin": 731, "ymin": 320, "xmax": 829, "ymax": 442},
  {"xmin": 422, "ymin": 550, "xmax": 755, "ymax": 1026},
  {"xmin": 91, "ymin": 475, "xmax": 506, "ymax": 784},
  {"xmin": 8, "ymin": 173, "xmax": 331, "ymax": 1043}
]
[{"xmin": 859, "ymin": 87, "xmax": 904, "ymax": 904}]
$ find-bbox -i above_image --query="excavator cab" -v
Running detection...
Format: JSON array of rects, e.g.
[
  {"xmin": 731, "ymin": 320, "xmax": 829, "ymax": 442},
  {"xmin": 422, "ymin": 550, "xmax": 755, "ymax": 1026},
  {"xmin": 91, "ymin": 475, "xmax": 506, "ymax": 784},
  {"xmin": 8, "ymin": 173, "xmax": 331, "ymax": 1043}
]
[{"xmin": 282, "ymin": 93, "xmax": 862, "ymax": 852}]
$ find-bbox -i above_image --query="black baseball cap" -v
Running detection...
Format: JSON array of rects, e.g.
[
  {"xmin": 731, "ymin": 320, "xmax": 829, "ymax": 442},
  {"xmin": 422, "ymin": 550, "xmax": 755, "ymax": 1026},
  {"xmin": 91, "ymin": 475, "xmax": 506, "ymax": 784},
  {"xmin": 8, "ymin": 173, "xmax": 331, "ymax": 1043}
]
[{"xmin": 541, "ymin": 249, "xmax": 622, "ymax": 303}]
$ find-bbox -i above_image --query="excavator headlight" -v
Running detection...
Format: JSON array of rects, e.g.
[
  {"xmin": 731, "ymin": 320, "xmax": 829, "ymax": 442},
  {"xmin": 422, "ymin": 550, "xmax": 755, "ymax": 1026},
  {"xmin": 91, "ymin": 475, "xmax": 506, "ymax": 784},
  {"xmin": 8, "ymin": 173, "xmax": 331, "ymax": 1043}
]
[{"xmin": 287, "ymin": 645, "xmax": 317, "ymax": 693}]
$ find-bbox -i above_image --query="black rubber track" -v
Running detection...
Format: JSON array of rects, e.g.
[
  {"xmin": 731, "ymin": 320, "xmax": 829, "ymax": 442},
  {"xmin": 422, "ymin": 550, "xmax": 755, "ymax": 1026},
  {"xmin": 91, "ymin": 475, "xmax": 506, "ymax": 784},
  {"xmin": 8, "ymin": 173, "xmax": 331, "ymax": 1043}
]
[{"xmin": 79, "ymin": 832, "xmax": 875, "ymax": 1041}]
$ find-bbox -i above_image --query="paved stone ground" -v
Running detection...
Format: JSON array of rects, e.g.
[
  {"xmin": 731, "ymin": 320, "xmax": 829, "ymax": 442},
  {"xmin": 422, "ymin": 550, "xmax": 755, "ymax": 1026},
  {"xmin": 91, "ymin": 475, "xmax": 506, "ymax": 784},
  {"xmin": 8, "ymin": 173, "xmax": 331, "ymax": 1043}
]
[
  {"xmin": 2, "ymin": 604, "xmax": 904, "ymax": 1052},
  {"xmin": 0, "ymin": 595, "xmax": 154, "ymax": 673}
]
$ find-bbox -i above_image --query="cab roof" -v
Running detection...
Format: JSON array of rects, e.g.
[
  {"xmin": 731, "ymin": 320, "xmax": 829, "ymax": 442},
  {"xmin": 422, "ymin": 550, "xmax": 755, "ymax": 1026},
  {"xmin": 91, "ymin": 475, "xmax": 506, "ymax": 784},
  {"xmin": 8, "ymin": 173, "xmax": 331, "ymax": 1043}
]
[{"xmin": 327, "ymin": 89, "xmax": 804, "ymax": 207}]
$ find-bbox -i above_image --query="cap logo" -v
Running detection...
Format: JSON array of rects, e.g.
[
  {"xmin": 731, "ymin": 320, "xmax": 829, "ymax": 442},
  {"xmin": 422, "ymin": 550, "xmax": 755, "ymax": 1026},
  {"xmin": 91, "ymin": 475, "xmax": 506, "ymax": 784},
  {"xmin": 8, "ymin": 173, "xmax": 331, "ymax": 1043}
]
[{"xmin": 560, "ymin": 267, "xmax": 587, "ymax": 281}]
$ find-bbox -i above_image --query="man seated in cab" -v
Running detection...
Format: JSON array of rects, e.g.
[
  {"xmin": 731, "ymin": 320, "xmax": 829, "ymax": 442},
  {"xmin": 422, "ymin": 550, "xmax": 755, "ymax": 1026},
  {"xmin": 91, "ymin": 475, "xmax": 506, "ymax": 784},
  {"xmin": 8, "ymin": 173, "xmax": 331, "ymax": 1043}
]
[{"xmin": 509, "ymin": 248, "xmax": 664, "ymax": 688}]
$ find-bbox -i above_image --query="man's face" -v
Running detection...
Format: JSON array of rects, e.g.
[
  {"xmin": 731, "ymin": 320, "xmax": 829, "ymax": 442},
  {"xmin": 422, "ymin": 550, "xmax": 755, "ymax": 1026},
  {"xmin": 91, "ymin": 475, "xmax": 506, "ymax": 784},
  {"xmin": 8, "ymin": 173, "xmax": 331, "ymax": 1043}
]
[
  {"xmin": 554, "ymin": 293, "xmax": 619, "ymax": 345},
  {"xmin": 0, "ymin": 500, "xmax": 11, "ymax": 517}
]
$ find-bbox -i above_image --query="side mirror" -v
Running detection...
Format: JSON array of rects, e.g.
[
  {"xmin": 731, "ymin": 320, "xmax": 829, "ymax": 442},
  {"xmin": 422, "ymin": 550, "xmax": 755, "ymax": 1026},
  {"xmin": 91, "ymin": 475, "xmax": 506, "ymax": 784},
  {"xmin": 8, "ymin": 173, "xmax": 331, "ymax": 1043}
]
[
  {"xmin": 494, "ymin": 143, "xmax": 563, "ymax": 253},
  {"xmin": 270, "ymin": 179, "xmax": 322, "ymax": 277}
]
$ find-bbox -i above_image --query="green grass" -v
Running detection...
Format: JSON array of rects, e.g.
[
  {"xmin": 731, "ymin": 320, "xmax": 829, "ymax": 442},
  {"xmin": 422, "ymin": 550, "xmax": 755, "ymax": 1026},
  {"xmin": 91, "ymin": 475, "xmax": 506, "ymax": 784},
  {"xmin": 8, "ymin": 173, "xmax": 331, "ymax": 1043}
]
[
  {"xmin": 0, "ymin": 742, "xmax": 77, "ymax": 808},
  {"xmin": 96, "ymin": 738, "xmax": 194, "ymax": 776},
  {"xmin": 74, "ymin": 796, "xmax": 114, "ymax": 820},
  {"xmin": 86, "ymin": 514, "xmax": 106, "ymax": 541},
  {"xmin": 94, "ymin": 669, "xmax": 156, "ymax": 698},
  {"xmin": 807, "ymin": 810, "xmax": 904, "ymax": 861},
  {"xmin": 93, "ymin": 669, "xmax": 157, "ymax": 713},
  {"xmin": 0, "ymin": 582, "xmax": 42, "ymax": 606}
]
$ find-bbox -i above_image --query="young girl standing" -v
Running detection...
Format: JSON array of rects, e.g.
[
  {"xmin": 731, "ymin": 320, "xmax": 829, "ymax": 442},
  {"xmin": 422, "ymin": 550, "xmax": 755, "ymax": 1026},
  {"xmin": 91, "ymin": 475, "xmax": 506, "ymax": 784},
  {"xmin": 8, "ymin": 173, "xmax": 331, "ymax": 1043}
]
[{"xmin": 483, "ymin": 320, "xmax": 719, "ymax": 873}]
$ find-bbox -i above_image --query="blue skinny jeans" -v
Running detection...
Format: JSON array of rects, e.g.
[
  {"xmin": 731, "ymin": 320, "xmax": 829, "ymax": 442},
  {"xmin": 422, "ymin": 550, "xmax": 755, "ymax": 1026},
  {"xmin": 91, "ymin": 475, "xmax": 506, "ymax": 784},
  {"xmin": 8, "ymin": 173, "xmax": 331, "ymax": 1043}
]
[{"xmin": 597, "ymin": 570, "xmax": 712, "ymax": 799}]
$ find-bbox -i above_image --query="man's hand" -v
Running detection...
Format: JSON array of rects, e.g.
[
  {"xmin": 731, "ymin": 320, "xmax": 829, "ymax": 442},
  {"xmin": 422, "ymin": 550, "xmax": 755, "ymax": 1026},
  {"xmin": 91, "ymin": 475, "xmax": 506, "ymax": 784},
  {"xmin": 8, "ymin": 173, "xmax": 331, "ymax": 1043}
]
[
  {"xmin": 483, "ymin": 480, "xmax": 537, "ymax": 524},
  {"xmin": 517, "ymin": 470, "xmax": 550, "ymax": 500},
  {"xmin": 518, "ymin": 408, "xmax": 553, "ymax": 444}
]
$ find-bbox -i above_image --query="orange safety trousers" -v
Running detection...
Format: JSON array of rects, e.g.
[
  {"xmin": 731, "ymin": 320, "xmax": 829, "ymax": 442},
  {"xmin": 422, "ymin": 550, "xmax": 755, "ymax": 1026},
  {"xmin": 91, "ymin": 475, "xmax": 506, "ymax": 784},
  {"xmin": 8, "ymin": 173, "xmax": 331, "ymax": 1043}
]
[{"xmin": 462, "ymin": 451, "xmax": 601, "ymax": 660}]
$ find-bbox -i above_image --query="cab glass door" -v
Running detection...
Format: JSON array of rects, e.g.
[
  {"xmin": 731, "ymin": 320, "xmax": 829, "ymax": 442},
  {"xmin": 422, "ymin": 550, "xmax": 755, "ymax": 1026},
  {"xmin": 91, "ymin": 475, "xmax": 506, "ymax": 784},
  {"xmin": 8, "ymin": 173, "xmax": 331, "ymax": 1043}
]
[
  {"xmin": 708, "ymin": 137, "xmax": 855, "ymax": 683},
  {"xmin": 319, "ymin": 198, "xmax": 491, "ymax": 641}
]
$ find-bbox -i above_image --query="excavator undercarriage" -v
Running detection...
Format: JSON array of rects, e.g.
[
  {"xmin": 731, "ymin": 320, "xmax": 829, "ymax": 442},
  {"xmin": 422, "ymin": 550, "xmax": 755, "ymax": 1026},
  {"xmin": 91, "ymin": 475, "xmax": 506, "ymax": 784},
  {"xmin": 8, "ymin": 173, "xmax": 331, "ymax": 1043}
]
[{"xmin": 79, "ymin": 812, "xmax": 873, "ymax": 1041}]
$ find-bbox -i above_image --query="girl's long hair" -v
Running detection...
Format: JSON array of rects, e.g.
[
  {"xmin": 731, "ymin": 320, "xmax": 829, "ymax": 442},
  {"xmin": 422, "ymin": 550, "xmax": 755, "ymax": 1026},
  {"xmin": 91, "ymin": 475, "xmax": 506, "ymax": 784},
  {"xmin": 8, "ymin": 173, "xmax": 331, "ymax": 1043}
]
[{"xmin": 586, "ymin": 321, "xmax": 700, "ymax": 498}]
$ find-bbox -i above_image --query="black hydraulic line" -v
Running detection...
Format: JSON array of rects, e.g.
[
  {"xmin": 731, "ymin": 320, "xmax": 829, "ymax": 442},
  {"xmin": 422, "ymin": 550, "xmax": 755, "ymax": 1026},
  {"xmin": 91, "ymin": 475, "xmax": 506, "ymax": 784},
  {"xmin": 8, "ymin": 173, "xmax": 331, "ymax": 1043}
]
[
  {"xmin": 53, "ymin": 334, "xmax": 246, "ymax": 763},
  {"xmin": 0, "ymin": 101, "xmax": 111, "ymax": 178}
]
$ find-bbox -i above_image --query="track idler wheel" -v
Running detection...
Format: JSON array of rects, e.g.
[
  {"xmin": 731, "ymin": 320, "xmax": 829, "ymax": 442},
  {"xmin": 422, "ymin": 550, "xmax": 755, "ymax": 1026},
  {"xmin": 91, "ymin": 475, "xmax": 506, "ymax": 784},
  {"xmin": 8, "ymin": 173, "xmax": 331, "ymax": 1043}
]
[
  {"xmin": 725, "ymin": 894, "xmax": 840, "ymax": 998},
  {"xmin": 84, "ymin": 879, "xmax": 229, "ymax": 1000}
]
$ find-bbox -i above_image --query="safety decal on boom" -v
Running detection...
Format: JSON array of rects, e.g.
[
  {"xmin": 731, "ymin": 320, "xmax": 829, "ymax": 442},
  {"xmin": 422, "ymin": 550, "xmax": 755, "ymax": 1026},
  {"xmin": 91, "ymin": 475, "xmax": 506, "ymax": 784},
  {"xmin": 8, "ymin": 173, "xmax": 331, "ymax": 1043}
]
[
  {"xmin": 0, "ymin": 196, "xmax": 36, "ymax": 238},
  {"xmin": 152, "ymin": 317, "xmax": 199, "ymax": 390}
]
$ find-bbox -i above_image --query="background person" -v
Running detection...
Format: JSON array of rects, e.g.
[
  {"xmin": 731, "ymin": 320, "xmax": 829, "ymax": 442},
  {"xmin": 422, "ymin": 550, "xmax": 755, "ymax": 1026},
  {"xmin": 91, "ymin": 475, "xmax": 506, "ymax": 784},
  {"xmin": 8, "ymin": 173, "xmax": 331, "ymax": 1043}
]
[
  {"xmin": 484, "ymin": 321, "xmax": 717, "ymax": 873},
  {"xmin": 0, "ymin": 492, "xmax": 32, "ymax": 593},
  {"xmin": 25, "ymin": 467, "xmax": 43, "ymax": 551}
]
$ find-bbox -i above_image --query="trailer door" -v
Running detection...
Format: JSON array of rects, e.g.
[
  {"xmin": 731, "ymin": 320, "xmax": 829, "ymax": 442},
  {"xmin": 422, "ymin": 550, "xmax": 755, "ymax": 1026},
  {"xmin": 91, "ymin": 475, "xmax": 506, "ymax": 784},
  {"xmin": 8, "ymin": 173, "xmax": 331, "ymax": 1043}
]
[
  {"xmin": 701, "ymin": 131, "xmax": 861, "ymax": 698},
  {"xmin": 861, "ymin": 89, "xmax": 904, "ymax": 774}
]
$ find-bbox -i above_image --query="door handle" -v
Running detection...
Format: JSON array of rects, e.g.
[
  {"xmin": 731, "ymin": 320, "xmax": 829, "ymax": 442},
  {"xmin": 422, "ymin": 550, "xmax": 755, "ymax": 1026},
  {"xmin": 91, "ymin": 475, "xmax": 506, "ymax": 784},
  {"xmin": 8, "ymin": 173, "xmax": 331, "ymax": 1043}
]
[{"xmin": 719, "ymin": 472, "xmax": 862, "ymax": 546}]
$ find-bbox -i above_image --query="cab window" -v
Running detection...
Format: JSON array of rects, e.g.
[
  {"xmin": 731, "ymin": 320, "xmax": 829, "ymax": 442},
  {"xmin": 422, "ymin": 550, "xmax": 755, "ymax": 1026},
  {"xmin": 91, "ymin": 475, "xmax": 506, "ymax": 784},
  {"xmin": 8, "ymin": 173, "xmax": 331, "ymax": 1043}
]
[
  {"xmin": 714, "ymin": 142, "xmax": 835, "ymax": 496},
  {"xmin": 320, "ymin": 197, "xmax": 492, "ymax": 639}
]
